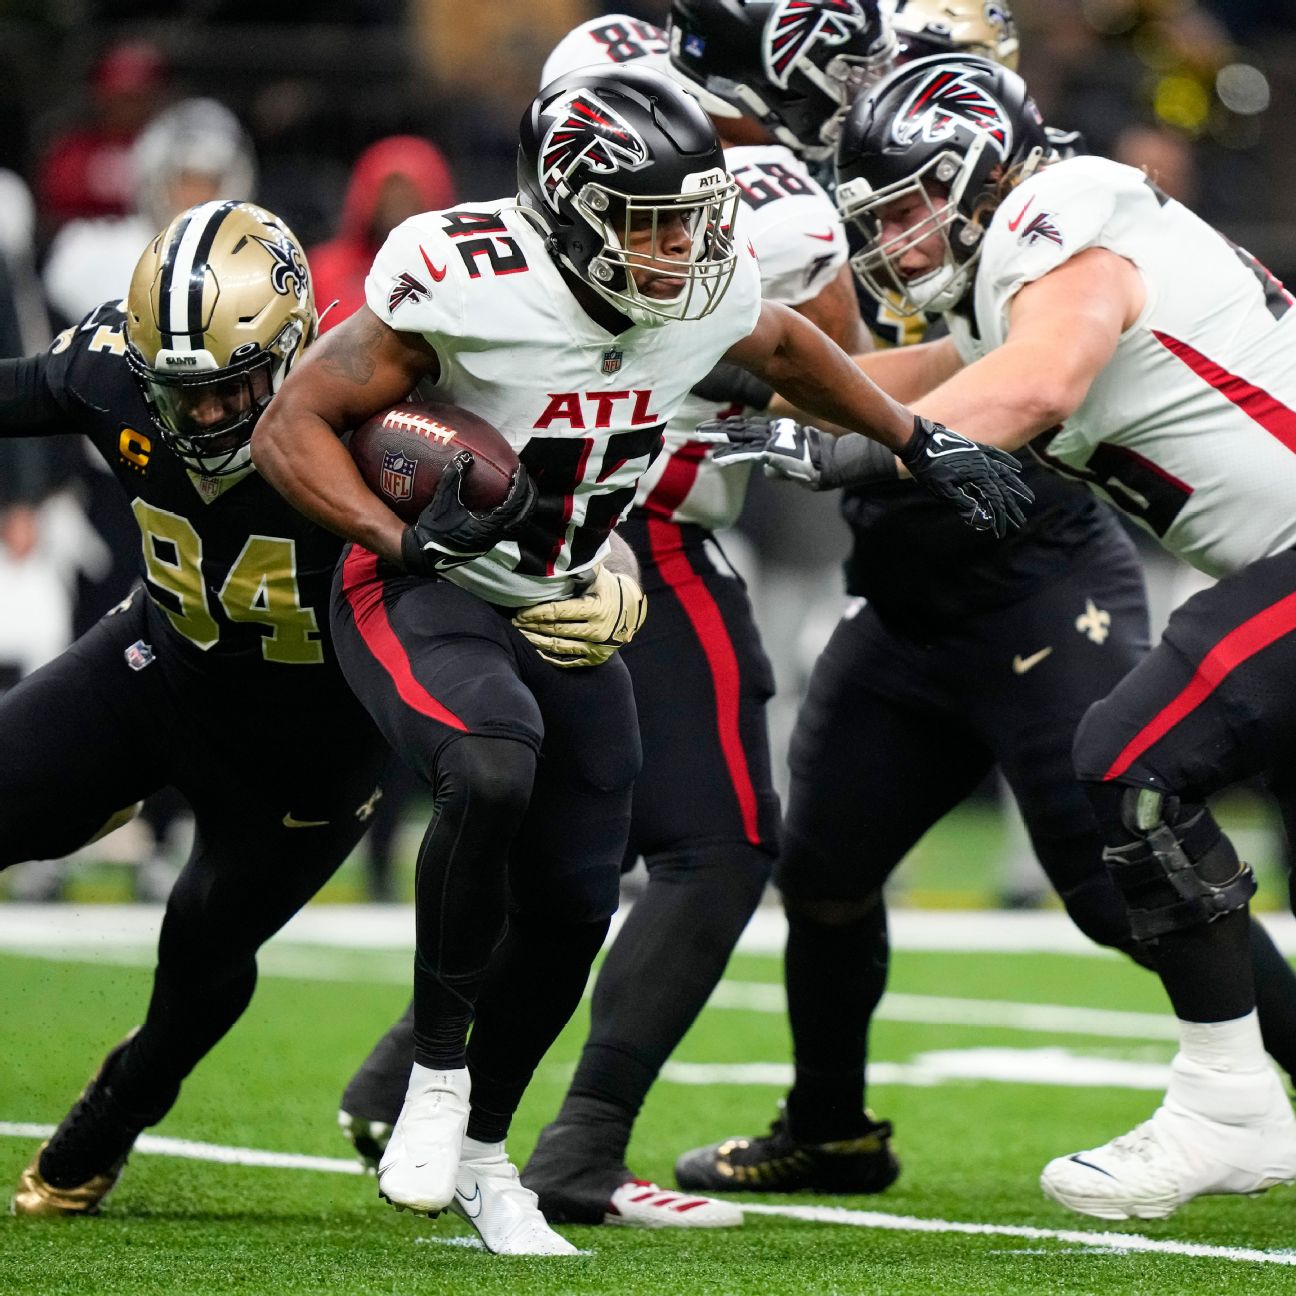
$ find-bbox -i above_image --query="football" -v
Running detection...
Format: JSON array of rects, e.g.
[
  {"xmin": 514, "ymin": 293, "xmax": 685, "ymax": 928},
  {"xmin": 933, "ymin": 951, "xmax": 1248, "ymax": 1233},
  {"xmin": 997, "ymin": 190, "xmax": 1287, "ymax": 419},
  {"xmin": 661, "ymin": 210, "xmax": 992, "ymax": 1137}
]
[{"xmin": 347, "ymin": 400, "xmax": 518, "ymax": 523}]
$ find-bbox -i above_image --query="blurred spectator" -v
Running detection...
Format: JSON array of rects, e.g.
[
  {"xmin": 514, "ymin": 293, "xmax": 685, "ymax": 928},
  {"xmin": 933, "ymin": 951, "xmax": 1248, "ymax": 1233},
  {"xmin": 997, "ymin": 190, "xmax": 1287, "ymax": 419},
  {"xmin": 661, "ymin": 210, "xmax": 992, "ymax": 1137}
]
[
  {"xmin": 309, "ymin": 135, "xmax": 455, "ymax": 332},
  {"xmin": 43, "ymin": 97, "xmax": 258, "ymax": 328},
  {"xmin": 35, "ymin": 39, "xmax": 170, "ymax": 234},
  {"xmin": 1114, "ymin": 122, "xmax": 1200, "ymax": 205}
]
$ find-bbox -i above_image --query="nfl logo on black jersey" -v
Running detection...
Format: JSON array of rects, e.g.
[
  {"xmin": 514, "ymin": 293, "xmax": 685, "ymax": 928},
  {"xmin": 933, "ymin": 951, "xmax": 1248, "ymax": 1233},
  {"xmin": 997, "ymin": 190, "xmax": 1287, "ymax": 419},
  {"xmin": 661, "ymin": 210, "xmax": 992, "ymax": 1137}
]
[
  {"xmin": 380, "ymin": 451, "xmax": 417, "ymax": 504},
  {"xmin": 601, "ymin": 347, "xmax": 624, "ymax": 376}
]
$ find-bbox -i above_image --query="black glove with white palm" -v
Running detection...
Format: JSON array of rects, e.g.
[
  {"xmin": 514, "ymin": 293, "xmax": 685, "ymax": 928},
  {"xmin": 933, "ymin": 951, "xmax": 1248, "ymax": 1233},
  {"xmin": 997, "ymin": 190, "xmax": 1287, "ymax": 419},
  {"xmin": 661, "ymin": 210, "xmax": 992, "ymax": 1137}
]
[
  {"xmin": 400, "ymin": 450, "xmax": 538, "ymax": 576},
  {"xmin": 899, "ymin": 417, "xmax": 1032, "ymax": 537},
  {"xmin": 706, "ymin": 415, "xmax": 899, "ymax": 491}
]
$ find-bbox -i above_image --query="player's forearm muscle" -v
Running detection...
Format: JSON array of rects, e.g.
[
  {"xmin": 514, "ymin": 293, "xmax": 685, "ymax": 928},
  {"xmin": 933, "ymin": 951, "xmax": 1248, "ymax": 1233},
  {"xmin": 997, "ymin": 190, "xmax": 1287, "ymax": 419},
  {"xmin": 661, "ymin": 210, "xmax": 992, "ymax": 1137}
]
[
  {"xmin": 768, "ymin": 335, "xmax": 962, "ymax": 420},
  {"xmin": 252, "ymin": 308, "xmax": 437, "ymax": 563},
  {"xmin": 727, "ymin": 302, "xmax": 913, "ymax": 451}
]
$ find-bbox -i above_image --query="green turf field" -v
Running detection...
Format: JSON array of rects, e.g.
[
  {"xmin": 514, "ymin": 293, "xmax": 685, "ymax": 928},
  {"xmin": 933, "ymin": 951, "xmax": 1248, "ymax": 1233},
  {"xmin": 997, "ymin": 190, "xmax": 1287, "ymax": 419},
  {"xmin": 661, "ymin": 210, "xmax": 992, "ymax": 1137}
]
[{"xmin": 3, "ymin": 932, "xmax": 1296, "ymax": 1295}]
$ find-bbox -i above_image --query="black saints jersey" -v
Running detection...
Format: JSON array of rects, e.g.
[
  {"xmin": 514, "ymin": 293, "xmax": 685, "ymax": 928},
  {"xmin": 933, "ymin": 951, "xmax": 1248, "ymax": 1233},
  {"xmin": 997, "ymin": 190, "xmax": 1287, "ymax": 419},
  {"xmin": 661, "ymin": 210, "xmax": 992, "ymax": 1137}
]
[{"xmin": 3, "ymin": 302, "xmax": 345, "ymax": 673}]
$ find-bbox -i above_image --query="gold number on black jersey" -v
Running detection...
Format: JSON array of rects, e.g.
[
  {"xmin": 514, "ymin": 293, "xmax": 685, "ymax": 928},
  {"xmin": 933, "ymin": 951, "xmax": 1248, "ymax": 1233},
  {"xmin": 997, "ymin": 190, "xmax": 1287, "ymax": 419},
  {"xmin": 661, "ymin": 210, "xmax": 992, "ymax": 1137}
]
[{"xmin": 132, "ymin": 501, "xmax": 323, "ymax": 664}]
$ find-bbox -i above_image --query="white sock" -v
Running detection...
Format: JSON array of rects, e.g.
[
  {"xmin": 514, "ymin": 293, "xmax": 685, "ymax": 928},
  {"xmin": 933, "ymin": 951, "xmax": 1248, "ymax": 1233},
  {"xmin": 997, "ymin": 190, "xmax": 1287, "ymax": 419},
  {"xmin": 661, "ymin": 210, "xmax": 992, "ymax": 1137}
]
[
  {"xmin": 404, "ymin": 1062, "xmax": 470, "ymax": 1098},
  {"xmin": 462, "ymin": 1135, "xmax": 507, "ymax": 1161},
  {"xmin": 1178, "ymin": 1010, "xmax": 1267, "ymax": 1073}
]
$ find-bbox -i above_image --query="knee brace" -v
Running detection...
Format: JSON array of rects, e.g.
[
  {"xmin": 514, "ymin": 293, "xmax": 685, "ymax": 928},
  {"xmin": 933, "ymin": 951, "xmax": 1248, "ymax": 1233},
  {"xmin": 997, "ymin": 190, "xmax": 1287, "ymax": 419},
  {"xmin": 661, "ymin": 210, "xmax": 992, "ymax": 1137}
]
[{"xmin": 1097, "ymin": 785, "xmax": 1255, "ymax": 941}]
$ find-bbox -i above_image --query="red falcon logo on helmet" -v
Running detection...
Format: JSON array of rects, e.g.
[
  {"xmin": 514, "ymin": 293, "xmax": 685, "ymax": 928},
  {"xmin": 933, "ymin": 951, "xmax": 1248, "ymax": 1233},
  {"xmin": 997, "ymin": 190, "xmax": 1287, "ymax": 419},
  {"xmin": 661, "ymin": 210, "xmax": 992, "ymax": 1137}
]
[
  {"xmin": 763, "ymin": 0, "xmax": 869, "ymax": 90},
  {"xmin": 892, "ymin": 66, "xmax": 1012, "ymax": 160},
  {"xmin": 539, "ymin": 89, "xmax": 649, "ymax": 205}
]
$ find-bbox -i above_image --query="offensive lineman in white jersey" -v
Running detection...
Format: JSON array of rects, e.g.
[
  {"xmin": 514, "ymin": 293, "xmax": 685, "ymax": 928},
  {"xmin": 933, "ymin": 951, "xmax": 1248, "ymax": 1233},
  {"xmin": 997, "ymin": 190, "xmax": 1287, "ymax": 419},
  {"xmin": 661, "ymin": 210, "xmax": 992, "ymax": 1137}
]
[
  {"xmin": 332, "ymin": 12, "xmax": 873, "ymax": 1231},
  {"xmin": 743, "ymin": 54, "xmax": 1296, "ymax": 1220},
  {"xmin": 252, "ymin": 65, "xmax": 1025, "ymax": 1255}
]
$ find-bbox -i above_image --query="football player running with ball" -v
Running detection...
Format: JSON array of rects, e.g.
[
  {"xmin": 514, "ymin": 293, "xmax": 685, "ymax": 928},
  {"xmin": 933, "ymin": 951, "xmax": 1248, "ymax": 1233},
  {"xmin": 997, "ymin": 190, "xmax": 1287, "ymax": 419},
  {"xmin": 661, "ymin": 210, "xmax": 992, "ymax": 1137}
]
[
  {"xmin": 717, "ymin": 53, "xmax": 1296, "ymax": 1220},
  {"xmin": 252, "ymin": 66, "xmax": 1026, "ymax": 1254},
  {"xmin": 334, "ymin": 9, "xmax": 881, "ymax": 1232},
  {"xmin": 670, "ymin": 0, "xmax": 1296, "ymax": 1210},
  {"xmin": 1, "ymin": 202, "xmax": 388, "ymax": 1217}
]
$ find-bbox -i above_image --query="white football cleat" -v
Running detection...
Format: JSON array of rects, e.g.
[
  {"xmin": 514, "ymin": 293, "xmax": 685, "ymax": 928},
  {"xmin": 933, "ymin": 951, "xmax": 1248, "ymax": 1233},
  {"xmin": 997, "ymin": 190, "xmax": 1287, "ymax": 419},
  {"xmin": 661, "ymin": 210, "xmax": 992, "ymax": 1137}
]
[
  {"xmin": 451, "ymin": 1138, "xmax": 579, "ymax": 1255},
  {"xmin": 1041, "ymin": 1054, "xmax": 1296, "ymax": 1220},
  {"xmin": 606, "ymin": 1179, "xmax": 743, "ymax": 1228},
  {"xmin": 377, "ymin": 1064, "xmax": 470, "ymax": 1215}
]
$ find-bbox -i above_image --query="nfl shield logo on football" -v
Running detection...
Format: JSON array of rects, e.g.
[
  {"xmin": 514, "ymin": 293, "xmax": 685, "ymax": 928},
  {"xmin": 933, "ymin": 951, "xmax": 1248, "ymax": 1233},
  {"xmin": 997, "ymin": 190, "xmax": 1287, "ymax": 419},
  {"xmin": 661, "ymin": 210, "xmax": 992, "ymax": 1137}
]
[
  {"xmin": 601, "ymin": 347, "xmax": 623, "ymax": 376},
  {"xmin": 380, "ymin": 450, "xmax": 416, "ymax": 503}
]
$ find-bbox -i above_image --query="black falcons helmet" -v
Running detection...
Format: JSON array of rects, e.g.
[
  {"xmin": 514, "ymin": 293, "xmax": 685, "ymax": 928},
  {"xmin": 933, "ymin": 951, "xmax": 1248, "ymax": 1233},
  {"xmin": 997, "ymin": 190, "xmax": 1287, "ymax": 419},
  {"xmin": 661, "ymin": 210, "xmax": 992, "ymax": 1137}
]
[
  {"xmin": 518, "ymin": 65, "xmax": 741, "ymax": 326},
  {"xmin": 835, "ymin": 54, "xmax": 1051, "ymax": 315},
  {"xmin": 667, "ymin": 0, "xmax": 895, "ymax": 161}
]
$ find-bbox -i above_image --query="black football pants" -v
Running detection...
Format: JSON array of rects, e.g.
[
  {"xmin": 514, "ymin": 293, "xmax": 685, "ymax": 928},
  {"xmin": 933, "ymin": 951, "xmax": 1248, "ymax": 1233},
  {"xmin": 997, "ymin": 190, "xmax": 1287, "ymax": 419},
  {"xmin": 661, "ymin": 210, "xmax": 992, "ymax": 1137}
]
[{"xmin": 0, "ymin": 591, "xmax": 386, "ymax": 1116}]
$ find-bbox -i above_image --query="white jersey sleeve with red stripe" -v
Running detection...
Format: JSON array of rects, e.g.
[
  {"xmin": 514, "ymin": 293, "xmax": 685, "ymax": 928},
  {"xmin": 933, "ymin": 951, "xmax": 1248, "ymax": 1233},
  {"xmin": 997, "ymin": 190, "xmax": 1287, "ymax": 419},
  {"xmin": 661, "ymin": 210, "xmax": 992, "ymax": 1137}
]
[
  {"xmin": 636, "ymin": 145, "xmax": 848, "ymax": 529},
  {"xmin": 364, "ymin": 200, "xmax": 762, "ymax": 605},
  {"xmin": 970, "ymin": 156, "xmax": 1296, "ymax": 577}
]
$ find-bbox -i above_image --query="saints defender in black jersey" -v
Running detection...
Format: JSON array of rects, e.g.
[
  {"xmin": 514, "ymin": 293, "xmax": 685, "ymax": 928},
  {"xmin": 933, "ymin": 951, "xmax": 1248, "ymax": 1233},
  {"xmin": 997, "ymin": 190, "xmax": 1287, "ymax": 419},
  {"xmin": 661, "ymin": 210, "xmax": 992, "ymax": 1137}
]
[{"xmin": 2, "ymin": 200, "xmax": 387, "ymax": 1217}]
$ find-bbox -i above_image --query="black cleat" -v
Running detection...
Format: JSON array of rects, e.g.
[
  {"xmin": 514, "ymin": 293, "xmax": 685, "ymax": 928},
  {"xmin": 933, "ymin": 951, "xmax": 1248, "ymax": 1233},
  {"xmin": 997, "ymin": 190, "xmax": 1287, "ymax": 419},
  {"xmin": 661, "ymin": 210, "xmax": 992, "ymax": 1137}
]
[
  {"xmin": 674, "ymin": 1109, "xmax": 900, "ymax": 1195},
  {"xmin": 12, "ymin": 1030, "xmax": 172, "ymax": 1217}
]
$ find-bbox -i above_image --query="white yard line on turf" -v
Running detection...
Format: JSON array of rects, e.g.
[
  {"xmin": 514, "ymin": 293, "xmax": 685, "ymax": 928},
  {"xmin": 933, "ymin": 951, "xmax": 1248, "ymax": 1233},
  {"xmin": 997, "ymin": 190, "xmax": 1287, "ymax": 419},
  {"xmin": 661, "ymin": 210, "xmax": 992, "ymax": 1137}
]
[
  {"xmin": 737, "ymin": 1202, "xmax": 1296, "ymax": 1267},
  {"xmin": 4, "ymin": 904, "xmax": 1295, "ymax": 956},
  {"xmin": 661, "ymin": 1047, "xmax": 1171, "ymax": 1090},
  {"xmin": 0, "ymin": 1122, "xmax": 1289, "ymax": 1267}
]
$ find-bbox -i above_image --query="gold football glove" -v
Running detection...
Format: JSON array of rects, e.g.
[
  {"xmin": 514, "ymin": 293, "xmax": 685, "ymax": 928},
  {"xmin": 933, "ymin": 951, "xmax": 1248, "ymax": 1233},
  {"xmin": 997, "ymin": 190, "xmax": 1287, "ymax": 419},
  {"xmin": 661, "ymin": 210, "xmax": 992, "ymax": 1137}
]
[{"xmin": 512, "ymin": 564, "xmax": 647, "ymax": 667}]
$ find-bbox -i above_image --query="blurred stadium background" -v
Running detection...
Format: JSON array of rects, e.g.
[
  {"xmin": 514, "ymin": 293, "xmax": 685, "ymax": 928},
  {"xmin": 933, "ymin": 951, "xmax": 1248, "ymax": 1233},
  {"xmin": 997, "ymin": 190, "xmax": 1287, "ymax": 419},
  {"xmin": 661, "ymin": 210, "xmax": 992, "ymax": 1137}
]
[{"xmin": 1, "ymin": 0, "xmax": 1294, "ymax": 909}]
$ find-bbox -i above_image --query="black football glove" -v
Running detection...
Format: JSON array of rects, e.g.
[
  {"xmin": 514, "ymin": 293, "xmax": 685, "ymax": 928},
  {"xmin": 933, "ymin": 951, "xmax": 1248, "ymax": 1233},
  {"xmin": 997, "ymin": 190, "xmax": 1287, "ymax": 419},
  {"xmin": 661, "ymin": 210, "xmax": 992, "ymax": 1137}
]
[
  {"xmin": 689, "ymin": 361, "xmax": 775, "ymax": 411},
  {"xmin": 900, "ymin": 416, "xmax": 1033, "ymax": 538},
  {"xmin": 400, "ymin": 451, "xmax": 538, "ymax": 576},
  {"xmin": 705, "ymin": 415, "xmax": 900, "ymax": 491}
]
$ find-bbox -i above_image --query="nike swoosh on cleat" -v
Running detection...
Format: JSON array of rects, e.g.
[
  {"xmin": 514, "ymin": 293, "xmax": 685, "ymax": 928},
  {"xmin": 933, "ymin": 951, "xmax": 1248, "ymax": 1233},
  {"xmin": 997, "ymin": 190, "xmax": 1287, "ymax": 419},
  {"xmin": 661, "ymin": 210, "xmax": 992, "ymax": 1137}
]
[
  {"xmin": 456, "ymin": 1184, "xmax": 483, "ymax": 1219},
  {"xmin": 1007, "ymin": 198, "xmax": 1033, "ymax": 232},
  {"xmin": 1068, "ymin": 1155, "xmax": 1117, "ymax": 1179},
  {"xmin": 420, "ymin": 244, "xmax": 448, "ymax": 281},
  {"xmin": 282, "ymin": 812, "xmax": 330, "ymax": 828},
  {"xmin": 1011, "ymin": 646, "xmax": 1053, "ymax": 675}
]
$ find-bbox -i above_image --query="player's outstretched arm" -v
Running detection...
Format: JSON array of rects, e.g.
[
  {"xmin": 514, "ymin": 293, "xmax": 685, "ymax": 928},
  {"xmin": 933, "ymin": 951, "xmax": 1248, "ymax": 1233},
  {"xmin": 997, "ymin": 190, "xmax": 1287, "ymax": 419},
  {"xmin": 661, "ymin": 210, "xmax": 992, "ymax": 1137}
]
[
  {"xmin": 725, "ymin": 302, "xmax": 1031, "ymax": 536},
  {"xmin": 252, "ymin": 307, "xmax": 440, "ymax": 565},
  {"xmin": 725, "ymin": 302, "xmax": 914, "ymax": 451}
]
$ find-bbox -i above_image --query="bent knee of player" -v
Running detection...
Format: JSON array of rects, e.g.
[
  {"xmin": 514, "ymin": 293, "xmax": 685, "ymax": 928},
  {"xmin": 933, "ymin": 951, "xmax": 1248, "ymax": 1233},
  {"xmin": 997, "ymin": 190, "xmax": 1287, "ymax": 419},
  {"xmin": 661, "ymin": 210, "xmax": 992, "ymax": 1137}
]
[
  {"xmin": 1071, "ymin": 696, "xmax": 1128, "ymax": 785},
  {"xmin": 434, "ymin": 734, "xmax": 537, "ymax": 826}
]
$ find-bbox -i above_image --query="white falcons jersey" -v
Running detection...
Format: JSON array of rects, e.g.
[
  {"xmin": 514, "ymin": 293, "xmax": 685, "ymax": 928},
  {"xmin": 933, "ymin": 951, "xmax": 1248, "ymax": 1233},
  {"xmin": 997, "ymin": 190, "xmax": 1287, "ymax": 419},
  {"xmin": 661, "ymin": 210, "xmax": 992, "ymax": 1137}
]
[
  {"xmin": 957, "ymin": 156, "xmax": 1296, "ymax": 578},
  {"xmin": 365, "ymin": 201, "xmax": 762, "ymax": 605},
  {"xmin": 635, "ymin": 145, "xmax": 847, "ymax": 529}
]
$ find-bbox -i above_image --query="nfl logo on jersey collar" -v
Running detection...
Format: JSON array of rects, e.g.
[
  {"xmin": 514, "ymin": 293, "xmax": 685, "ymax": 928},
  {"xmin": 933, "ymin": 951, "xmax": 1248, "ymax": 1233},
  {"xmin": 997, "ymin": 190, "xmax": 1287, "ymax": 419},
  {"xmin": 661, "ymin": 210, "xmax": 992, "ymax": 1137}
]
[{"xmin": 601, "ymin": 347, "xmax": 624, "ymax": 375}]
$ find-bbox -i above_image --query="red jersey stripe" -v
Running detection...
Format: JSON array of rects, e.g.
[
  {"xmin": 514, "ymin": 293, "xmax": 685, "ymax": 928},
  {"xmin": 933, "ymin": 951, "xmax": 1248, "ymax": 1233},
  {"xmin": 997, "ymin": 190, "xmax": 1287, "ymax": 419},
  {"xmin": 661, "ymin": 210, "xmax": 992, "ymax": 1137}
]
[
  {"xmin": 340, "ymin": 546, "xmax": 468, "ymax": 732},
  {"xmin": 1154, "ymin": 330, "xmax": 1296, "ymax": 455}
]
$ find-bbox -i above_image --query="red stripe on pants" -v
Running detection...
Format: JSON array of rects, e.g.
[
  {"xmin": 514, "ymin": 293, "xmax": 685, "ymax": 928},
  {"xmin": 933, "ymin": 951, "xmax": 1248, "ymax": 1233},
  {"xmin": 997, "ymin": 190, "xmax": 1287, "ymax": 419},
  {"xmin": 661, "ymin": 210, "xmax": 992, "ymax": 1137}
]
[
  {"xmin": 1104, "ymin": 591, "xmax": 1296, "ymax": 780},
  {"xmin": 341, "ymin": 546, "xmax": 468, "ymax": 732},
  {"xmin": 646, "ymin": 519, "xmax": 761, "ymax": 844}
]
